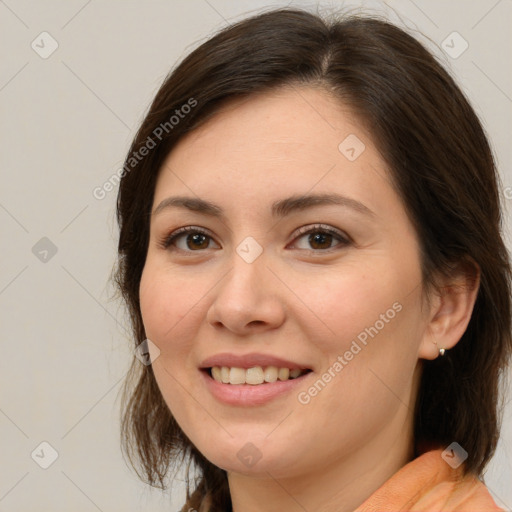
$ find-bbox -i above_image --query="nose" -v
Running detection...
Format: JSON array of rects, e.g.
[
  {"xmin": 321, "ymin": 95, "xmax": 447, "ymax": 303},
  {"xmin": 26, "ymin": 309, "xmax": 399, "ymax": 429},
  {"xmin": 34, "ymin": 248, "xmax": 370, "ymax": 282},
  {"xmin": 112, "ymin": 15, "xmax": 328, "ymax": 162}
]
[{"xmin": 206, "ymin": 255, "xmax": 286, "ymax": 335}]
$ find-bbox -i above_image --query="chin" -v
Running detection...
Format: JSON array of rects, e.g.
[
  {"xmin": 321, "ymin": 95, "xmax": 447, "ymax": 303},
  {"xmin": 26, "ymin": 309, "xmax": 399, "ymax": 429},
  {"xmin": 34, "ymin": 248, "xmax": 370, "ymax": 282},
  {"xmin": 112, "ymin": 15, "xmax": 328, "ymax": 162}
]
[{"xmin": 190, "ymin": 429, "xmax": 302, "ymax": 477}]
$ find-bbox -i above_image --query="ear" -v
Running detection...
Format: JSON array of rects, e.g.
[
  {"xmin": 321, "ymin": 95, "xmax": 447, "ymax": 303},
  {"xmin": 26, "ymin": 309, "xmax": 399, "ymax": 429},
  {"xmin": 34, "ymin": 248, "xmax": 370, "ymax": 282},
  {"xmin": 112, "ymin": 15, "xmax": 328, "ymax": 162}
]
[{"xmin": 419, "ymin": 259, "xmax": 480, "ymax": 360}]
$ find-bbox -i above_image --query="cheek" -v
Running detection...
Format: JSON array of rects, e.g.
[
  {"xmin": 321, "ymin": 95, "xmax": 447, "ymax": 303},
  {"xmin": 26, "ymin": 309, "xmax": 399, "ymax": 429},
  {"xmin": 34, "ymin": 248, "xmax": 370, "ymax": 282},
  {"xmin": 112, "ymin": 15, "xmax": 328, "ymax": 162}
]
[
  {"xmin": 139, "ymin": 261, "xmax": 202, "ymax": 345},
  {"xmin": 139, "ymin": 262, "xmax": 206, "ymax": 418},
  {"xmin": 290, "ymin": 260, "xmax": 424, "ymax": 396},
  {"xmin": 293, "ymin": 283, "xmax": 423, "ymax": 449},
  {"xmin": 289, "ymin": 263, "xmax": 407, "ymax": 348}
]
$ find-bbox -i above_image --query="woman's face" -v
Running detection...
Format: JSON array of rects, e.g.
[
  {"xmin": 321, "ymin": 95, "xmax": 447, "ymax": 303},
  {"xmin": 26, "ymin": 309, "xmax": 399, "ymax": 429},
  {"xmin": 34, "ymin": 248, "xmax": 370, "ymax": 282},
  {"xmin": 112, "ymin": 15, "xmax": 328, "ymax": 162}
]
[{"xmin": 140, "ymin": 86, "xmax": 432, "ymax": 479}]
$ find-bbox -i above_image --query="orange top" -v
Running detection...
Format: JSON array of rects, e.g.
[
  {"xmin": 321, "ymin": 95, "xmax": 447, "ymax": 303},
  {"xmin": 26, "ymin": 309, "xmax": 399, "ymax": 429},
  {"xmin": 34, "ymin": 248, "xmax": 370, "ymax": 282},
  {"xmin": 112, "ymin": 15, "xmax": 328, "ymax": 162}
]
[{"xmin": 354, "ymin": 449, "xmax": 503, "ymax": 512}]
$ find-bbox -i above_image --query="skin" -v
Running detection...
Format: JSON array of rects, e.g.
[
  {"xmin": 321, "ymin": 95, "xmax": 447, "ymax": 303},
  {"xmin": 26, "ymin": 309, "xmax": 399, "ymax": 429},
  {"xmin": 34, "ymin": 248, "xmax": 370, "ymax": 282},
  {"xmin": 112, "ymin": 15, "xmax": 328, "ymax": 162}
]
[{"xmin": 139, "ymin": 86, "xmax": 479, "ymax": 512}]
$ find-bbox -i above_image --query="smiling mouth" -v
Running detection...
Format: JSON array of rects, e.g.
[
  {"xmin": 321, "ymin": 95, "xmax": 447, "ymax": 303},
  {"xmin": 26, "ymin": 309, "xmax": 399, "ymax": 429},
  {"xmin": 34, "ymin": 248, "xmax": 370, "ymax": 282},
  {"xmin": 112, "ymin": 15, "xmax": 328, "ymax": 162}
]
[{"xmin": 206, "ymin": 366, "xmax": 312, "ymax": 385}]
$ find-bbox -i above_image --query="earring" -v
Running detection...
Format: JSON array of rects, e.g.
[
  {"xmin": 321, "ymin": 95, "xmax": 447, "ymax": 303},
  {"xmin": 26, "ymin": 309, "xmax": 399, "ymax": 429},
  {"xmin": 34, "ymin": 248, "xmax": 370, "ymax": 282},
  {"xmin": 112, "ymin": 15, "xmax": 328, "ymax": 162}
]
[{"xmin": 433, "ymin": 335, "xmax": 446, "ymax": 357}]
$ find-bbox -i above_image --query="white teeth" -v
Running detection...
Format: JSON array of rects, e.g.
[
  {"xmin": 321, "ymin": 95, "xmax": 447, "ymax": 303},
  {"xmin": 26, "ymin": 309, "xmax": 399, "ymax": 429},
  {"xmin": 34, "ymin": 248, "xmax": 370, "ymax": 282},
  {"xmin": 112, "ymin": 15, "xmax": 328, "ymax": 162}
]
[
  {"xmin": 221, "ymin": 366, "xmax": 230, "ymax": 384},
  {"xmin": 210, "ymin": 365, "xmax": 307, "ymax": 385},
  {"xmin": 229, "ymin": 367, "xmax": 246, "ymax": 385},
  {"xmin": 278, "ymin": 368, "xmax": 290, "ymax": 381},
  {"xmin": 289, "ymin": 368, "xmax": 301, "ymax": 379},
  {"xmin": 246, "ymin": 366, "xmax": 264, "ymax": 385},
  {"xmin": 211, "ymin": 367, "xmax": 222, "ymax": 382},
  {"xmin": 264, "ymin": 366, "xmax": 278, "ymax": 383}
]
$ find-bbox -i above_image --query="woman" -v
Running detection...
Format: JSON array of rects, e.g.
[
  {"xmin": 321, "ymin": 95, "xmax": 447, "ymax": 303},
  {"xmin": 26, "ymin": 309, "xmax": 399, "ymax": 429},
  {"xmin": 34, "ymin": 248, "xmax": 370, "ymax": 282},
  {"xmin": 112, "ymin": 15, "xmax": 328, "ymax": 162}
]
[{"xmin": 116, "ymin": 8, "xmax": 511, "ymax": 512}]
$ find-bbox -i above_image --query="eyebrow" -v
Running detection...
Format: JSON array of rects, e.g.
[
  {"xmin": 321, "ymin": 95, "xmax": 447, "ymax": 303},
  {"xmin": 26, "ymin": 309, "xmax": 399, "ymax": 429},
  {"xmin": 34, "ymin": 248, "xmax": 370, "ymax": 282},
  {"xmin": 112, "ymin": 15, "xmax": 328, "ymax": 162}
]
[{"xmin": 152, "ymin": 193, "xmax": 375, "ymax": 218}]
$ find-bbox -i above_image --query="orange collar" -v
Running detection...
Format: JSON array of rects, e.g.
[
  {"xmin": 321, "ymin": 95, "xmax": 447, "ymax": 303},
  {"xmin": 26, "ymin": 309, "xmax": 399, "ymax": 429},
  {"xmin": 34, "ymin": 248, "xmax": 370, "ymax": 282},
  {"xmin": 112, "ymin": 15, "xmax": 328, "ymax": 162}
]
[{"xmin": 354, "ymin": 449, "xmax": 503, "ymax": 511}]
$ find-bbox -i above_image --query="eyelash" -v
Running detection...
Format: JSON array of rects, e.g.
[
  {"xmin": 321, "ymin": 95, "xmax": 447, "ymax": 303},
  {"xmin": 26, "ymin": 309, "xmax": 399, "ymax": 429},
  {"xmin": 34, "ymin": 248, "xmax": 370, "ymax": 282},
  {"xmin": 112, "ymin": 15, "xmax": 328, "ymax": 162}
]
[
  {"xmin": 161, "ymin": 226, "xmax": 213, "ymax": 250},
  {"xmin": 160, "ymin": 224, "xmax": 351, "ymax": 253}
]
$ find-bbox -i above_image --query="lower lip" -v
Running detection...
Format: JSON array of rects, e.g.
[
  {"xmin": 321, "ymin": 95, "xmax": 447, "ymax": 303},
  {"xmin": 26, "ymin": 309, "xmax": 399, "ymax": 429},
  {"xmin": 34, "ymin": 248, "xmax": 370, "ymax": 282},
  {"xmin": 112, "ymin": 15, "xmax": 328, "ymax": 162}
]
[{"xmin": 201, "ymin": 370, "xmax": 311, "ymax": 406}]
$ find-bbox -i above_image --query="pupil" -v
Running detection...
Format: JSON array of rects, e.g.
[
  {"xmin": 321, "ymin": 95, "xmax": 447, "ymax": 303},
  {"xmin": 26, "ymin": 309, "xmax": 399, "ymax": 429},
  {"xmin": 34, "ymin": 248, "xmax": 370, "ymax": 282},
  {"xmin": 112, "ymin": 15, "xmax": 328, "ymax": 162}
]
[
  {"xmin": 309, "ymin": 232, "xmax": 332, "ymax": 249},
  {"xmin": 188, "ymin": 233, "xmax": 208, "ymax": 249}
]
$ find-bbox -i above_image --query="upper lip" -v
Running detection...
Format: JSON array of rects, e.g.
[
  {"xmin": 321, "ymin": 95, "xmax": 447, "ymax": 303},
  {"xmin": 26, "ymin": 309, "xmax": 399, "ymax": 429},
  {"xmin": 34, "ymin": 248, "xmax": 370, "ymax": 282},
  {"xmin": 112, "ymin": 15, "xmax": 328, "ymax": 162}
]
[{"xmin": 200, "ymin": 352, "xmax": 311, "ymax": 370}]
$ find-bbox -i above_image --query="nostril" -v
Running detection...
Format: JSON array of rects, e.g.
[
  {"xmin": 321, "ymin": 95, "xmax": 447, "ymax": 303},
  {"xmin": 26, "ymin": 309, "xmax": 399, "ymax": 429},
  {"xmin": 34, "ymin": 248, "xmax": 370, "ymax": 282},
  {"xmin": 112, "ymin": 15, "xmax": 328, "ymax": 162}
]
[{"xmin": 248, "ymin": 320, "xmax": 266, "ymax": 327}]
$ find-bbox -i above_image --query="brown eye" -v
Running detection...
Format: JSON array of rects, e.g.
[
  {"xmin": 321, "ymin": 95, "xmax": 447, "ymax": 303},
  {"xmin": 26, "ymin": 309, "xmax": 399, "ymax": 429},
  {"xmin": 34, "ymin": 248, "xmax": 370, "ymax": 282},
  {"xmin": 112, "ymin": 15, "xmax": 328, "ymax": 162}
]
[
  {"xmin": 186, "ymin": 233, "xmax": 210, "ymax": 250},
  {"xmin": 308, "ymin": 232, "xmax": 334, "ymax": 250},
  {"xmin": 163, "ymin": 227, "xmax": 220, "ymax": 252},
  {"xmin": 290, "ymin": 225, "xmax": 350, "ymax": 252}
]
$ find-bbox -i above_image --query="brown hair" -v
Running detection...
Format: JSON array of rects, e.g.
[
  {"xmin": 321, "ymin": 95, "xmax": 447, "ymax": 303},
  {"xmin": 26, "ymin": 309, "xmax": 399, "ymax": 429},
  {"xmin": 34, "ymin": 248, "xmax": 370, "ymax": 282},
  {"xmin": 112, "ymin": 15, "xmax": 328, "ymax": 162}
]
[{"xmin": 115, "ymin": 8, "xmax": 512, "ymax": 511}]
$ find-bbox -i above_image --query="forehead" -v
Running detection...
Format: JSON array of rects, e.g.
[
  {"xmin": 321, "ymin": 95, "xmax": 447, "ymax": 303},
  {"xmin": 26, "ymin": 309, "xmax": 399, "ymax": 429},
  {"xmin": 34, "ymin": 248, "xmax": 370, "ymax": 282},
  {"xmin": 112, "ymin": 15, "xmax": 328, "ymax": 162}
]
[
  {"xmin": 153, "ymin": 86, "xmax": 398, "ymax": 220},
  {"xmin": 162, "ymin": 86, "xmax": 366, "ymax": 169}
]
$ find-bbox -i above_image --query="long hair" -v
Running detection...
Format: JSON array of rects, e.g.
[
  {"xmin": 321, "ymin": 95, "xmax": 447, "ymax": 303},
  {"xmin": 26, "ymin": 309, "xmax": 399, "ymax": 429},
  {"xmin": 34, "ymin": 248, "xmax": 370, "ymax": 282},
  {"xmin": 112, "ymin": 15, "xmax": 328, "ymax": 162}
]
[{"xmin": 115, "ymin": 8, "xmax": 512, "ymax": 511}]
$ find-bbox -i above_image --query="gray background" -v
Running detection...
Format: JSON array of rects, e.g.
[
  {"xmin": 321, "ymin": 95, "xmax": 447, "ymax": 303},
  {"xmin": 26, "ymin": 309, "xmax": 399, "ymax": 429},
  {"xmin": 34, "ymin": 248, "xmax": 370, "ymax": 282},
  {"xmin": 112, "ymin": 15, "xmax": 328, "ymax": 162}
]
[{"xmin": 1, "ymin": 0, "xmax": 511, "ymax": 510}]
